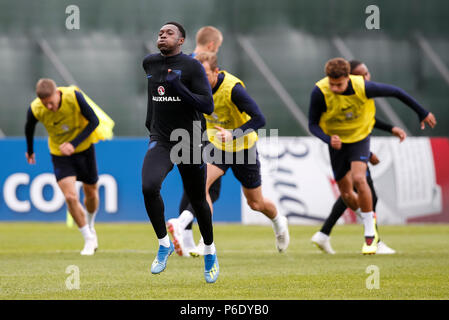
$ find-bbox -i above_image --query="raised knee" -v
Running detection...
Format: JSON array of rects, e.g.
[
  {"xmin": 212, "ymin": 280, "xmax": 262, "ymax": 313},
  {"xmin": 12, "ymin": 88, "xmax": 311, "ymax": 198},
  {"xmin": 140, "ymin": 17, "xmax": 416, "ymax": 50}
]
[
  {"xmin": 352, "ymin": 174, "xmax": 367, "ymax": 188},
  {"xmin": 142, "ymin": 182, "xmax": 160, "ymax": 197},
  {"xmin": 248, "ymin": 200, "xmax": 264, "ymax": 212},
  {"xmin": 340, "ymin": 192, "xmax": 352, "ymax": 202}
]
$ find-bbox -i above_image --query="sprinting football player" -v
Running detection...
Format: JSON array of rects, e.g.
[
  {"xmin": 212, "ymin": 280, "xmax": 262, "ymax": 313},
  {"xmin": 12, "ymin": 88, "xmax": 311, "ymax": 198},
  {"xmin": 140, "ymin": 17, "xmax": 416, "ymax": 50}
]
[
  {"xmin": 311, "ymin": 60, "xmax": 404, "ymax": 255},
  {"xmin": 25, "ymin": 78, "xmax": 114, "ymax": 255},
  {"xmin": 308, "ymin": 57, "xmax": 436, "ymax": 254},
  {"xmin": 183, "ymin": 52, "xmax": 290, "ymax": 256},
  {"xmin": 141, "ymin": 22, "xmax": 219, "ymax": 283}
]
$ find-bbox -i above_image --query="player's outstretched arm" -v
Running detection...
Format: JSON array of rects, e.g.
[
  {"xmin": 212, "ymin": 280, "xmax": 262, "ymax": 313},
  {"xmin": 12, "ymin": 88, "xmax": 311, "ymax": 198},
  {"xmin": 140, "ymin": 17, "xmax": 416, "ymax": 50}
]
[
  {"xmin": 24, "ymin": 107, "xmax": 38, "ymax": 164},
  {"xmin": 365, "ymin": 81, "xmax": 436, "ymax": 129}
]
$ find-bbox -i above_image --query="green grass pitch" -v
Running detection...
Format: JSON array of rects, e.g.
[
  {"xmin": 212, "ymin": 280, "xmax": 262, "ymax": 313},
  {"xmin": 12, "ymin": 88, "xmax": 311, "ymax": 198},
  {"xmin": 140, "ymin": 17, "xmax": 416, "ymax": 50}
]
[{"xmin": 1, "ymin": 222, "xmax": 448, "ymax": 300}]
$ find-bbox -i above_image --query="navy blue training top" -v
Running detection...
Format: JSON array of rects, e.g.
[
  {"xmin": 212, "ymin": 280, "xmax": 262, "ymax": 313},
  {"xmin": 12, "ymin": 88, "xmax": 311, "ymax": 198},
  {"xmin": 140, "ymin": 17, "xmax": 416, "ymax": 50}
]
[{"xmin": 142, "ymin": 52, "xmax": 214, "ymax": 145}]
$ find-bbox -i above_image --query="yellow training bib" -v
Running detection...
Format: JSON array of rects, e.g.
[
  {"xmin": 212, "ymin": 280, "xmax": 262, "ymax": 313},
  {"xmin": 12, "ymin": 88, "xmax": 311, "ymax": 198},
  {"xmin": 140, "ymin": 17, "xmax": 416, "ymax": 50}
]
[
  {"xmin": 316, "ymin": 75, "xmax": 375, "ymax": 143},
  {"xmin": 204, "ymin": 71, "xmax": 258, "ymax": 152},
  {"xmin": 30, "ymin": 86, "xmax": 114, "ymax": 155}
]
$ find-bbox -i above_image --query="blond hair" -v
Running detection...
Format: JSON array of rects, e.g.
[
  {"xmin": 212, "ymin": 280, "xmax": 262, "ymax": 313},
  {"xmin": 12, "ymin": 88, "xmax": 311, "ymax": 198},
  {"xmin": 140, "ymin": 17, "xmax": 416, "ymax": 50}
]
[
  {"xmin": 196, "ymin": 26, "xmax": 223, "ymax": 47},
  {"xmin": 36, "ymin": 78, "xmax": 57, "ymax": 99},
  {"xmin": 325, "ymin": 58, "xmax": 350, "ymax": 79},
  {"xmin": 195, "ymin": 52, "xmax": 218, "ymax": 70}
]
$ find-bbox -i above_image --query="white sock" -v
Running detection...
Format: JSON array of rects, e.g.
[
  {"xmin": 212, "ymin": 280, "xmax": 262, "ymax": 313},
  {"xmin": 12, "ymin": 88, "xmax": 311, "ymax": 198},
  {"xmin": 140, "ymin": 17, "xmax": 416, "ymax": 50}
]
[
  {"xmin": 203, "ymin": 242, "xmax": 216, "ymax": 255},
  {"xmin": 361, "ymin": 211, "xmax": 375, "ymax": 237},
  {"xmin": 271, "ymin": 214, "xmax": 285, "ymax": 235},
  {"xmin": 317, "ymin": 231, "xmax": 330, "ymax": 240},
  {"xmin": 86, "ymin": 209, "xmax": 98, "ymax": 230},
  {"xmin": 354, "ymin": 208, "xmax": 362, "ymax": 218},
  {"xmin": 158, "ymin": 235, "xmax": 170, "ymax": 248},
  {"xmin": 183, "ymin": 229, "xmax": 196, "ymax": 248},
  {"xmin": 79, "ymin": 225, "xmax": 94, "ymax": 241},
  {"xmin": 178, "ymin": 210, "xmax": 194, "ymax": 230}
]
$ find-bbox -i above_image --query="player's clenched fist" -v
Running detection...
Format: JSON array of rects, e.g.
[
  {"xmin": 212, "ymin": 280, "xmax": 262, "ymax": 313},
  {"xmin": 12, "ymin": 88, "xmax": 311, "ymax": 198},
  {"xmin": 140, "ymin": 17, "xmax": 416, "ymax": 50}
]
[{"xmin": 330, "ymin": 135, "xmax": 342, "ymax": 150}]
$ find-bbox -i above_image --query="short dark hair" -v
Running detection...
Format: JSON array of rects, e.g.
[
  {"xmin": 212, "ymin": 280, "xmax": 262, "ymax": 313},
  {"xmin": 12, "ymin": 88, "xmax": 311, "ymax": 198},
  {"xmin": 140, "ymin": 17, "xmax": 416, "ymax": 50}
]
[
  {"xmin": 325, "ymin": 57, "xmax": 350, "ymax": 79},
  {"xmin": 164, "ymin": 21, "xmax": 186, "ymax": 38},
  {"xmin": 349, "ymin": 60, "xmax": 363, "ymax": 73}
]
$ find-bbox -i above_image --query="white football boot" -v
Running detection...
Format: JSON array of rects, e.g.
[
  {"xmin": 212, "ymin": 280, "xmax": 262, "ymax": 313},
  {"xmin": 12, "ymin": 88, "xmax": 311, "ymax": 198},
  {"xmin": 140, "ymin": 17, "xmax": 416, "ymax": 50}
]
[{"xmin": 311, "ymin": 231, "xmax": 336, "ymax": 254}]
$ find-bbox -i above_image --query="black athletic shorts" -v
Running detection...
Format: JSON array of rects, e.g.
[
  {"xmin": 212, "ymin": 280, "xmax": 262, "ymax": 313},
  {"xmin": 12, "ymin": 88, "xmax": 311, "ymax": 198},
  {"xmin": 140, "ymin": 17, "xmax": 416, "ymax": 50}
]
[
  {"xmin": 51, "ymin": 144, "xmax": 99, "ymax": 184},
  {"xmin": 206, "ymin": 144, "xmax": 262, "ymax": 189},
  {"xmin": 328, "ymin": 135, "xmax": 371, "ymax": 181}
]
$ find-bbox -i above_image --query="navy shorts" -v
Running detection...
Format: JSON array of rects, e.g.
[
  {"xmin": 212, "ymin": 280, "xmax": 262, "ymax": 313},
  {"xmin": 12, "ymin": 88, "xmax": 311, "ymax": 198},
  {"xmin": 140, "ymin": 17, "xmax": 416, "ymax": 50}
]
[
  {"xmin": 328, "ymin": 135, "xmax": 371, "ymax": 181},
  {"xmin": 51, "ymin": 144, "xmax": 99, "ymax": 184},
  {"xmin": 206, "ymin": 145, "xmax": 261, "ymax": 189}
]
